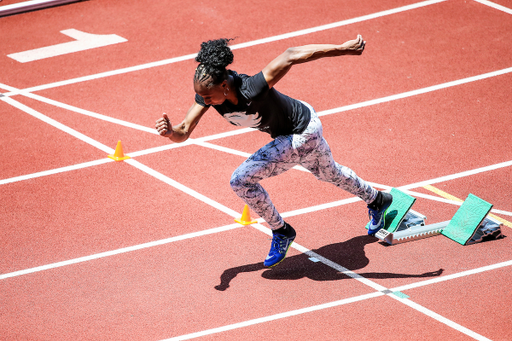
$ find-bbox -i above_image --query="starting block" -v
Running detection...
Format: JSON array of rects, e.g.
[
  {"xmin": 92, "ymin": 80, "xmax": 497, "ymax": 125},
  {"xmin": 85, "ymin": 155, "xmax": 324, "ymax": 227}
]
[
  {"xmin": 371, "ymin": 189, "xmax": 503, "ymax": 246},
  {"xmin": 442, "ymin": 194, "xmax": 503, "ymax": 245},
  {"xmin": 365, "ymin": 188, "xmax": 421, "ymax": 233}
]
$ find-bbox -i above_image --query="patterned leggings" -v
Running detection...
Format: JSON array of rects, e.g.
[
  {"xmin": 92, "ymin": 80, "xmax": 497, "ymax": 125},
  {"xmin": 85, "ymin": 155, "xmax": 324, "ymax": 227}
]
[{"xmin": 230, "ymin": 103, "xmax": 378, "ymax": 230}]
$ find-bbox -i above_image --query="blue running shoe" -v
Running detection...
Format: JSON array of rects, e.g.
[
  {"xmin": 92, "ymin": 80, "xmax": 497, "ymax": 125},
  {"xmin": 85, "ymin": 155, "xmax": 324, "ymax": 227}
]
[
  {"xmin": 367, "ymin": 191, "xmax": 393, "ymax": 235},
  {"xmin": 264, "ymin": 224, "xmax": 296, "ymax": 268}
]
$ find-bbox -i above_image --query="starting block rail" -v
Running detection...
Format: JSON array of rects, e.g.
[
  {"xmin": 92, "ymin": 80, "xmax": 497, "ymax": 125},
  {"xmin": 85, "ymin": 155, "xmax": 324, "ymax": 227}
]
[
  {"xmin": 373, "ymin": 189, "xmax": 504, "ymax": 246},
  {"xmin": 376, "ymin": 220, "xmax": 448, "ymax": 245}
]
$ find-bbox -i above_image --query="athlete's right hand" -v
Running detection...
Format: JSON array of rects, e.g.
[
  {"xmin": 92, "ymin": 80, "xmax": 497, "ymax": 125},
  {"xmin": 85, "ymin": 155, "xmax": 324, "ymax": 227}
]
[
  {"xmin": 155, "ymin": 113, "xmax": 173, "ymax": 137},
  {"xmin": 341, "ymin": 34, "xmax": 365, "ymax": 55}
]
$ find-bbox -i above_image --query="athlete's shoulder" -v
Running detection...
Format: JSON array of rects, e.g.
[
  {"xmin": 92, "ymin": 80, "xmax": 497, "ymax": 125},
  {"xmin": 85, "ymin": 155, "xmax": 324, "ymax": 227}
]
[
  {"xmin": 234, "ymin": 71, "xmax": 268, "ymax": 101},
  {"xmin": 229, "ymin": 70, "xmax": 264, "ymax": 84}
]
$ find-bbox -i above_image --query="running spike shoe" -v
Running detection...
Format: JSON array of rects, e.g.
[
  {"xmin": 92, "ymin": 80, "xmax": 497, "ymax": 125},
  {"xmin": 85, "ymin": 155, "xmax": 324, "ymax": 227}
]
[
  {"xmin": 263, "ymin": 224, "xmax": 296, "ymax": 267},
  {"xmin": 367, "ymin": 191, "xmax": 393, "ymax": 235}
]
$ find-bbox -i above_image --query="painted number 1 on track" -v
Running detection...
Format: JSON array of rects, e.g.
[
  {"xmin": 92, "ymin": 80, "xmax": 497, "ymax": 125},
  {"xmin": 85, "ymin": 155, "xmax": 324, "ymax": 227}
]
[{"xmin": 8, "ymin": 29, "xmax": 127, "ymax": 63}]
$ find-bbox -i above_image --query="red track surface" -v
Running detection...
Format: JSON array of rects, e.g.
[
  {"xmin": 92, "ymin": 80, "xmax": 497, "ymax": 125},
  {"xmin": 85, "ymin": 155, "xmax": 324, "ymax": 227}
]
[{"xmin": 1, "ymin": 0, "xmax": 512, "ymax": 340}]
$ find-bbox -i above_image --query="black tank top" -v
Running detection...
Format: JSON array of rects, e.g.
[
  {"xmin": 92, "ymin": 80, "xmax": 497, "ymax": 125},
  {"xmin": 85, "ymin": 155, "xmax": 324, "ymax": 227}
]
[{"xmin": 195, "ymin": 70, "xmax": 311, "ymax": 138}]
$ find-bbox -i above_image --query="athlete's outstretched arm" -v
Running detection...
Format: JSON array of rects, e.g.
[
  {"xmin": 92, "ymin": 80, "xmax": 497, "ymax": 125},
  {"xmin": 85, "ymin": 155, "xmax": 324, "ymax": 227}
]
[
  {"xmin": 155, "ymin": 102, "xmax": 209, "ymax": 143},
  {"xmin": 262, "ymin": 35, "xmax": 365, "ymax": 88}
]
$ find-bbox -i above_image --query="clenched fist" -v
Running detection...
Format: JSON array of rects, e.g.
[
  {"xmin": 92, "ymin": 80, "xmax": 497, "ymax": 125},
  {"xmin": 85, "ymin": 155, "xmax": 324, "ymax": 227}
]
[
  {"xmin": 341, "ymin": 34, "xmax": 366, "ymax": 55},
  {"xmin": 155, "ymin": 113, "xmax": 173, "ymax": 137}
]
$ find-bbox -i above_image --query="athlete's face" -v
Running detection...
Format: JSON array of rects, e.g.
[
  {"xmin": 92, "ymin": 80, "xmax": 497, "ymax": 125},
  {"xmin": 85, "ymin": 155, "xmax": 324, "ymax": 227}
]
[{"xmin": 194, "ymin": 80, "xmax": 227, "ymax": 106}]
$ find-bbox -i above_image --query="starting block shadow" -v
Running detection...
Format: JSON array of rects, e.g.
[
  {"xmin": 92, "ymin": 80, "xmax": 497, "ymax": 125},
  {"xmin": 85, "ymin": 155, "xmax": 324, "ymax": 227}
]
[{"xmin": 372, "ymin": 188, "xmax": 504, "ymax": 246}]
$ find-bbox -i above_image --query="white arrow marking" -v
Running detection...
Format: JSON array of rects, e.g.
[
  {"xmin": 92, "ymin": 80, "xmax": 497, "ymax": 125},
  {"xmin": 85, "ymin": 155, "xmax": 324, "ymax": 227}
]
[{"xmin": 7, "ymin": 29, "xmax": 127, "ymax": 63}]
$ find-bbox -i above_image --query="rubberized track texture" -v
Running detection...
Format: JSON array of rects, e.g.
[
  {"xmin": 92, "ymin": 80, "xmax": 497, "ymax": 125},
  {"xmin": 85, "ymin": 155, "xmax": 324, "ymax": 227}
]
[{"xmin": 1, "ymin": 0, "xmax": 512, "ymax": 340}]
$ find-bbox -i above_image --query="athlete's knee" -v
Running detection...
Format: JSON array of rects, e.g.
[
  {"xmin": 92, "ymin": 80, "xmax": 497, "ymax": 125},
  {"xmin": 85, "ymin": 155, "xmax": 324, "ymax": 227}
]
[
  {"xmin": 230, "ymin": 172, "xmax": 241, "ymax": 192},
  {"xmin": 230, "ymin": 168, "xmax": 249, "ymax": 193}
]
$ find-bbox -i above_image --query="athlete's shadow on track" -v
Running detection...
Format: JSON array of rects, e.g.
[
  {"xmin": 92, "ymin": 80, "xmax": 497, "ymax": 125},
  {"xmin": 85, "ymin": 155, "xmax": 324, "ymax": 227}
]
[{"xmin": 215, "ymin": 235, "xmax": 443, "ymax": 291}]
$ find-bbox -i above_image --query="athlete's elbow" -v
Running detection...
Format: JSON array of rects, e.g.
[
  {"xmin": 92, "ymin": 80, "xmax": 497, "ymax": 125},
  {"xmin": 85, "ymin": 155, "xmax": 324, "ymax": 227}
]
[
  {"xmin": 284, "ymin": 47, "xmax": 315, "ymax": 65},
  {"xmin": 284, "ymin": 47, "xmax": 301, "ymax": 63}
]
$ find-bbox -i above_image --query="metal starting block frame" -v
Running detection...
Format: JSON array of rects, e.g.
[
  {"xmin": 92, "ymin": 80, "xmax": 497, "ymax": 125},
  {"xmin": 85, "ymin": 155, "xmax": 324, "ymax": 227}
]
[
  {"xmin": 465, "ymin": 215, "xmax": 504, "ymax": 245},
  {"xmin": 375, "ymin": 209, "xmax": 447, "ymax": 245},
  {"xmin": 374, "ymin": 189, "xmax": 504, "ymax": 246}
]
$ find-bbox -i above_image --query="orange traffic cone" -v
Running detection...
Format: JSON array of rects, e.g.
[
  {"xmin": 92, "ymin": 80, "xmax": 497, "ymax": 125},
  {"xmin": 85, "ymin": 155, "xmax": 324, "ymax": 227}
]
[
  {"xmin": 235, "ymin": 204, "xmax": 257, "ymax": 225},
  {"xmin": 108, "ymin": 140, "xmax": 131, "ymax": 161}
]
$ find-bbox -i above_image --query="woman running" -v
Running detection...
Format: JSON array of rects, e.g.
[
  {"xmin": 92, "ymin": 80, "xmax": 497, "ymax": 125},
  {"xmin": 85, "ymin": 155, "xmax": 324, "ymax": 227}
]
[{"xmin": 155, "ymin": 35, "xmax": 392, "ymax": 267}]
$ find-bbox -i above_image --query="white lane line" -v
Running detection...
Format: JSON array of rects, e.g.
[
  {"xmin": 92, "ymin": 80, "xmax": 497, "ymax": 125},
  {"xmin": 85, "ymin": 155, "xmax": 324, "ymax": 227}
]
[
  {"xmin": 2, "ymin": 89, "xmax": 511, "ymax": 225},
  {"xmin": 5, "ymin": 62, "xmax": 512, "ymax": 149},
  {"xmin": 126, "ymin": 158, "xmax": 240, "ymax": 217},
  {"xmin": 1, "ymin": 96, "xmax": 113, "ymax": 154},
  {"xmin": 0, "ymin": 82, "xmax": 157, "ymax": 134},
  {"xmin": 160, "ymin": 255, "xmax": 509, "ymax": 341},
  {"xmin": 0, "ymin": 200, "xmax": 363, "ymax": 280},
  {"xmin": 121, "ymin": 156, "xmax": 512, "ymax": 340},
  {"xmin": 399, "ymin": 159, "xmax": 512, "ymax": 191},
  {"xmin": 160, "ymin": 292, "xmax": 384, "ymax": 341},
  {"xmin": 474, "ymin": 0, "xmax": 512, "ymax": 14},
  {"xmin": 491, "ymin": 209, "xmax": 512, "ymax": 217},
  {"xmin": 125, "ymin": 163, "xmax": 416, "ymax": 305},
  {"xmin": 2, "ymin": 0, "xmax": 448, "ymax": 95},
  {"xmin": 0, "ymin": 159, "xmax": 112, "ymax": 185},
  {"xmin": 228, "ymin": 0, "xmax": 448, "ymax": 51},
  {"xmin": 2, "ymin": 210, "xmax": 507, "ymax": 339},
  {"xmin": 248, "ymin": 221, "xmax": 388, "ymax": 292},
  {"xmin": 0, "ymin": 133, "xmax": 503, "ymax": 340},
  {"xmin": 127, "ymin": 140, "xmax": 195, "ymax": 158},
  {"xmin": 0, "ymin": 223, "xmax": 242, "ymax": 280},
  {"xmin": 245, "ymin": 222, "xmax": 492, "ymax": 340},
  {"xmin": 23, "ymin": 91, "xmax": 156, "ymax": 134},
  {"xmin": 391, "ymin": 296, "xmax": 492, "ymax": 341},
  {"xmin": 2, "ymin": 152, "xmax": 509, "ymax": 288},
  {"xmin": 0, "ymin": 82, "xmax": 24, "ymax": 92},
  {"xmin": 1, "ymin": 97, "xmax": 510, "ymax": 221},
  {"xmin": 403, "ymin": 189, "xmax": 512, "ymax": 217},
  {"xmin": 7, "ymin": 68, "xmax": 512, "ymax": 193},
  {"xmin": 193, "ymin": 141, "xmax": 252, "ymax": 158},
  {"xmin": 305, "ymin": 249, "xmax": 388, "ymax": 291},
  {"xmin": 393, "ymin": 259, "xmax": 512, "ymax": 293},
  {"xmin": 4, "ymin": 64, "xmax": 512, "ymax": 161},
  {"xmin": 2, "ymin": 51, "xmax": 195, "ymax": 96},
  {"xmin": 161, "ymin": 284, "xmax": 495, "ymax": 341},
  {"xmin": 318, "ymin": 66, "xmax": 512, "ymax": 118}
]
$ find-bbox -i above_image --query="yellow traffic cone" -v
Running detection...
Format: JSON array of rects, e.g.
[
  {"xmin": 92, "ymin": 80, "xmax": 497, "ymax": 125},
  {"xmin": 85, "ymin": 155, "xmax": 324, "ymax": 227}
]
[
  {"xmin": 108, "ymin": 140, "xmax": 131, "ymax": 161},
  {"xmin": 235, "ymin": 204, "xmax": 257, "ymax": 225}
]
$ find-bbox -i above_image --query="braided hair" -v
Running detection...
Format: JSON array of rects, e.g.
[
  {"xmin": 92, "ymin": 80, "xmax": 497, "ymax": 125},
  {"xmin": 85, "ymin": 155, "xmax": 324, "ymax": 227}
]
[{"xmin": 194, "ymin": 38, "xmax": 234, "ymax": 88}]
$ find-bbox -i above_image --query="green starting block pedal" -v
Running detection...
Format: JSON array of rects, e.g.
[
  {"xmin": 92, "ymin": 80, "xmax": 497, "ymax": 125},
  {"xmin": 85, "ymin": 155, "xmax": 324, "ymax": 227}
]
[
  {"xmin": 371, "ymin": 190, "xmax": 503, "ymax": 246},
  {"xmin": 441, "ymin": 194, "xmax": 502, "ymax": 245},
  {"xmin": 366, "ymin": 188, "xmax": 419, "ymax": 233}
]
